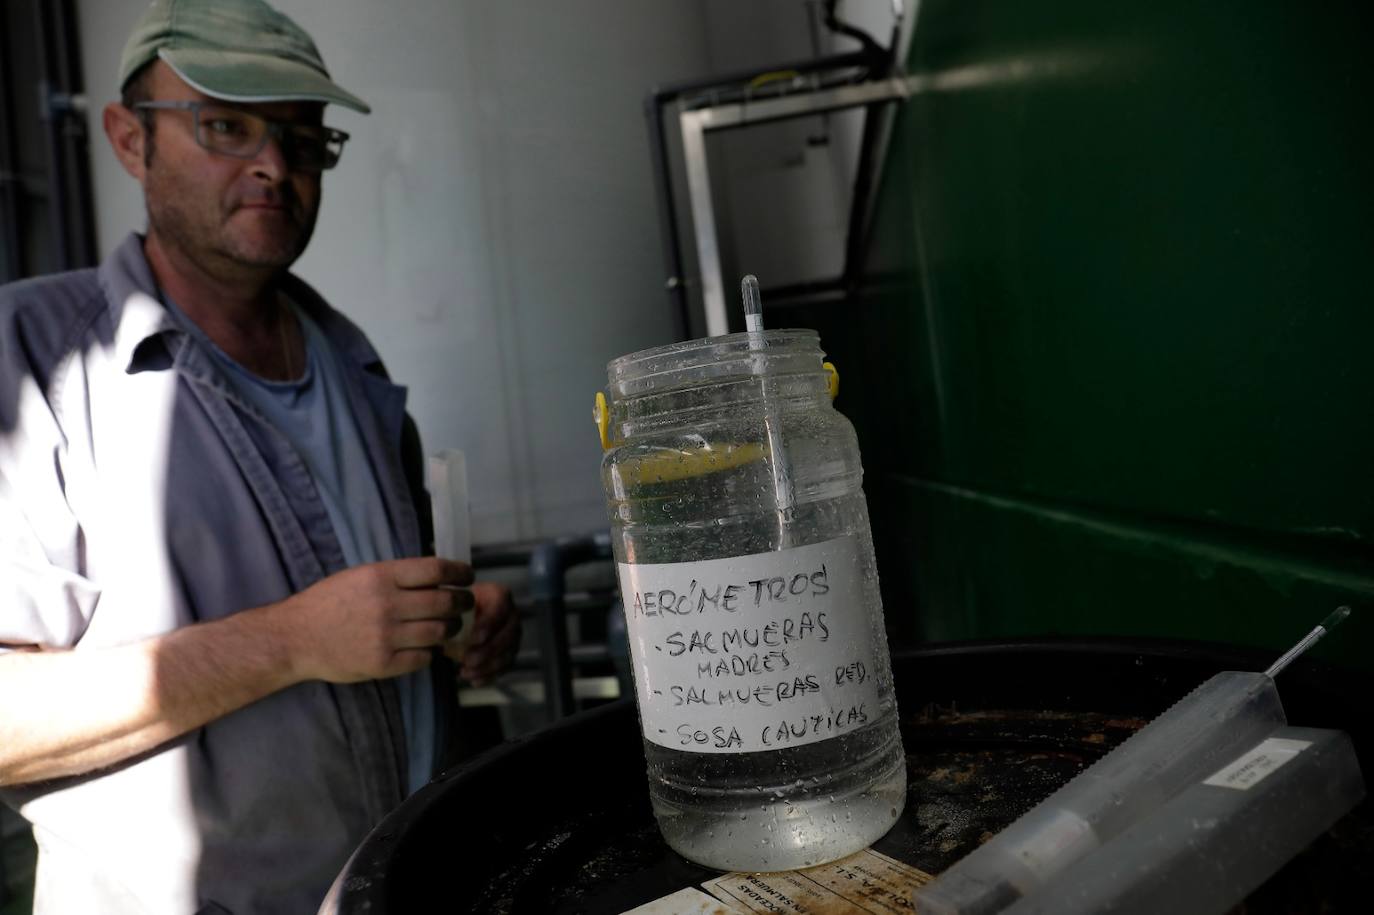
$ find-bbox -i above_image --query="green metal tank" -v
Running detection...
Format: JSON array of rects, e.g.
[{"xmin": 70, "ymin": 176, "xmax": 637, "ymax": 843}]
[{"xmin": 796, "ymin": 0, "xmax": 1374, "ymax": 669}]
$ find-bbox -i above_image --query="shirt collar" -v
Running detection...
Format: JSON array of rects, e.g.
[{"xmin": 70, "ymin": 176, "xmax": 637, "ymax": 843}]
[
  {"xmin": 97, "ymin": 232, "xmax": 387, "ymax": 377},
  {"xmin": 100, "ymin": 233, "xmax": 180, "ymax": 373}
]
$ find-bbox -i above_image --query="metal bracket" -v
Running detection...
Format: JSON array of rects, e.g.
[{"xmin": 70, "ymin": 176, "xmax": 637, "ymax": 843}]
[{"xmin": 38, "ymin": 81, "xmax": 87, "ymax": 122}]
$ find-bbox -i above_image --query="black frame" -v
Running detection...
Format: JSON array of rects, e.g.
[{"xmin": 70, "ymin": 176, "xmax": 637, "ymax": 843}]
[{"xmin": 0, "ymin": 0, "xmax": 97, "ymax": 283}]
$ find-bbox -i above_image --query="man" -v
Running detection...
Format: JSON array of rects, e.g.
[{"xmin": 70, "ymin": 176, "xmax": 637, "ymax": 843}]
[{"xmin": 0, "ymin": 1, "xmax": 519, "ymax": 911}]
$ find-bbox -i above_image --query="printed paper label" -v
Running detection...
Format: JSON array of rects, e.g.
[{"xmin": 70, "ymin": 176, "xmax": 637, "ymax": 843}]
[
  {"xmin": 703, "ymin": 848, "xmax": 931, "ymax": 914},
  {"xmin": 618, "ymin": 536, "xmax": 882, "ymax": 754},
  {"xmin": 1203, "ymin": 736, "xmax": 1312, "ymax": 791},
  {"xmin": 621, "ymin": 849, "xmax": 933, "ymax": 915}
]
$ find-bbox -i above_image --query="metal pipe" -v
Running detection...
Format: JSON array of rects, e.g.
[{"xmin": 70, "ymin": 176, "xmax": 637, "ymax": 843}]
[
  {"xmin": 651, "ymin": 48, "xmax": 877, "ymax": 108},
  {"xmin": 642, "ymin": 93, "xmax": 690, "ymax": 339},
  {"xmin": 822, "ymin": 0, "xmax": 887, "ymax": 62},
  {"xmin": 528, "ymin": 532, "xmax": 613, "ymax": 722}
]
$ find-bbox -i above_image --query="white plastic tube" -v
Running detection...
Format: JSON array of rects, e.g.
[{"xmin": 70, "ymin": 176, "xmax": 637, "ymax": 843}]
[{"xmin": 914, "ymin": 671, "xmax": 1288, "ymax": 915}]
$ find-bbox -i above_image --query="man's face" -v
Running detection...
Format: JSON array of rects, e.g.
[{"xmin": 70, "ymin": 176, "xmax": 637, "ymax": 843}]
[{"xmin": 138, "ymin": 63, "xmax": 324, "ymax": 275}]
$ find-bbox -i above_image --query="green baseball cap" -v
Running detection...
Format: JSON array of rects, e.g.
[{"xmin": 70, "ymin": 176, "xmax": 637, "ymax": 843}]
[{"xmin": 119, "ymin": 0, "xmax": 370, "ymax": 114}]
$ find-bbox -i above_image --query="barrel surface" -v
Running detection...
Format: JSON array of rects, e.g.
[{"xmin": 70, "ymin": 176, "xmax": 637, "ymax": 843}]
[{"xmin": 326, "ymin": 640, "xmax": 1371, "ymax": 914}]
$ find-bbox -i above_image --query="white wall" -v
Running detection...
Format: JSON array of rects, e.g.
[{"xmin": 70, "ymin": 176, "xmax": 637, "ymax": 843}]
[{"xmin": 78, "ymin": 0, "xmax": 712, "ymax": 543}]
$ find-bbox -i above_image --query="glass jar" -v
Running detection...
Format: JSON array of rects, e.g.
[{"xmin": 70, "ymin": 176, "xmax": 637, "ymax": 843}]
[{"xmin": 597, "ymin": 329, "xmax": 906, "ymax": 872}]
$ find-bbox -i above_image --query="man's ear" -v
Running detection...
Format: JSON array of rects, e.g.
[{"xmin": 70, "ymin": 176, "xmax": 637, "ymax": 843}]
[{"xmin": 103, "ymin": 102, "xmax": 147, "ymax": 181}]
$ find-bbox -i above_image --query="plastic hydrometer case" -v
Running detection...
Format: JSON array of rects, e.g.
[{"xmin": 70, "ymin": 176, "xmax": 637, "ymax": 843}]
[
  {"xmin": 913, "ymin": 670, "xmax": 1287, "ymax": 915},
  {"xmin": 1000, "ymin": 725, "xmax": 1366, "ymax": 915}
]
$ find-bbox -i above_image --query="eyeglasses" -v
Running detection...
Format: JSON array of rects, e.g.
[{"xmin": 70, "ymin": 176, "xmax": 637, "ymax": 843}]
[{"xmin": 133, "ymin": 100, "xmax": 349, "ymax": 172}]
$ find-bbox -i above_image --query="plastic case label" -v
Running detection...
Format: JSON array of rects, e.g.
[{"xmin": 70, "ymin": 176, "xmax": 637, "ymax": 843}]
[
  {"xmin": 618, "ymin": 536, "xmax": 882, "ymax": 754},
  {"xmin": 1203, "ymin": 736, "xmax": 1312, "ymax": 790}
]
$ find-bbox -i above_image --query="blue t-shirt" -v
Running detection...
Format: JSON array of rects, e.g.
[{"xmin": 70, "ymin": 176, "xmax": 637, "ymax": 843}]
[{"xmin": 192, "ymin": 302, "xmax": 434, "ymax": 796}]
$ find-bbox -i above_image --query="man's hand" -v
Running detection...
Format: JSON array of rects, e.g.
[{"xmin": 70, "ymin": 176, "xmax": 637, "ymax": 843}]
[
  {"xmin": 273, "ymin": 557, "xmax": 474, "ymax": 684},
  {"xmin": 445, "ymin": 581, "xmax": 519, "ymax": 686},
  {"xmin": 0, "ymin": 556, "xmax": 475, "ymax": 786}
]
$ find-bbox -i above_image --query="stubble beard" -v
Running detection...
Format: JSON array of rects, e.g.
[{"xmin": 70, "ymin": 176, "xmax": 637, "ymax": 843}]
[{"xmin": 143, "ymin": 159, "xmax": 319, "ymax": 278}]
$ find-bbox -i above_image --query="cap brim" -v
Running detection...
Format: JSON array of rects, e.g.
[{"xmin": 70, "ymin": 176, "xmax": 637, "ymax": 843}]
[{"xmin": 160, "ymin": 47, "xmax": 371, "ymax": 114}]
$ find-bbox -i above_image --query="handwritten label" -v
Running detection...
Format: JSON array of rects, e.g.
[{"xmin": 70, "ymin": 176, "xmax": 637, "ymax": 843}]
[{"xmin": 618, "ymin": 537, "xmax": 882, "ymax": 754}]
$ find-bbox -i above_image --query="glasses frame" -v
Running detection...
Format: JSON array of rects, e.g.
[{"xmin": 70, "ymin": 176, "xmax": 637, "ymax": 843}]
[{"xmin": 132, "ymin": 100, "xmax": 350, "ymax": 172}]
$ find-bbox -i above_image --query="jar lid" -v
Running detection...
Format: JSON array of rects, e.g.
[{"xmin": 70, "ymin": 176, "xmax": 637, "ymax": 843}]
[{"xmin": 606, "ymin": 329, "xmax": 823, "ymax": 400}]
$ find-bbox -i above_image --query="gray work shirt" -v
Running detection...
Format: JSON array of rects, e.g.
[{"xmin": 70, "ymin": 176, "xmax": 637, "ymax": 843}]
[{"xmin": 0, "ymin": 234, "xmax": 453, "ymax": 914}]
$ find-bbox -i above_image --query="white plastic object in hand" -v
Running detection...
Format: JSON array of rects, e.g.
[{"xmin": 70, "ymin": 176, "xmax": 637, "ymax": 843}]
[
  {"xmin": 428, "ymin": 450, "xmax": 475, "ymax": 655},
  {"xmin": 427, "ymin": 449, "xmax": 471, "ymax": 563}
]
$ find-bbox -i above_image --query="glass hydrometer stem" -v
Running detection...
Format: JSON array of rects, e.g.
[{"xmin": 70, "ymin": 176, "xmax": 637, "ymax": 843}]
[
  {"xmin": 742, "ymin": 274, "xmax": 795, "ymax": 546},
  {"xmin": 743, "ymin": 274, "xmax": 765, "ymax": 334},
  {"xmin": 1265, "ymin": 606, "xmax": 1351, "ymax": 678}
]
